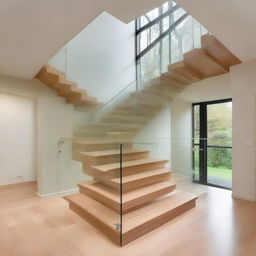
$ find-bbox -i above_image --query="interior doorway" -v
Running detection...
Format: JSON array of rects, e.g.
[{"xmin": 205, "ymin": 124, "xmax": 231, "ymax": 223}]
[{"xmin": 192, "ymin": 99, "xmax": 232, "ymax": 189}]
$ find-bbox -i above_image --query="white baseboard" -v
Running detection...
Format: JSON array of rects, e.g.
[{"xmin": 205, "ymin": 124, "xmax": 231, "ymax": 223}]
[
  {"xmin": 232, "ymin": 193, "xmax": 256, "ymax": 203},
  {"xmin": 37, "ymin": 188, "xmax": 79, "ymax": 198},
  {"xmin": 0, "ymin": 180, "xmax": 37, "ymax": 187}
]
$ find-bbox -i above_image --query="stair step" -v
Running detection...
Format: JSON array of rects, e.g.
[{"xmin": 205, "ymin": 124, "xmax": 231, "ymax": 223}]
[
  {"xmin": 72, "ymin": 140, "xmax": 132, "ymax": 152},
  {"xmin": 100, "ymin": 168, "xmax": 172, "ymax": 191},
  {"xmin": 57, "ymin": 81, "xmax": 83, "ymax": 97},
  {"xmin": 64, "ymin": 193, "xmax": 120, "ymax": 244},
  {"xmin": 122, "ymin": 191, "xmax": 197, "ymax": 245},
  {"xmin": 74, "ymin": 130, "xmax": 106, "ymax": 138},
  {"xmin": 77, "ymin": 123, "xmax": 142, "ymax": 132},
  {"xmin": 161, "ymin": 71, "xmax": 192, "ymax": 85},
  {"xmin": 74, "ymin": 149, "xmax": 149, "ymax": 165},
  {"xmin": 138, "ymin": 89, "xmax": 174, "ymax": 101},
  {"xmin": 106, "ymin": 131, "xmax": 137, "ymax": 140},
  {"xmin": 101, "ymin": 114, "xmax": 152, "ymax": 124},
  {"xmin": 168, "ymin": 61, "xmax": 203, "ymax": 82},
  {"xmin": 45, "ymin": 65, "xmax": 66, "ymax": 80},
  {"xmin": 184, "ymin": 48, "xmax": 228, "ymax": 78},
  {"xmin": 116, "ymin": 102, "xmax": 162, "ymax": 112},
  {"xmin": 78, "ymin": 180, "xmax": 176, "ymax": 213},
  {"xmin": 86, "ymin": 158, "xmax": 169, "ymax": 179},
  {"xmin": 201, "ymin": 34, "xmax": 241, "ymax": 69},
  {"xmin": 111, "ymin": 110, "xmax": 156, "ymax": 118},
  {"xmin": 65, "ymin": 190, "xmax": 197, "ymax": 245}
]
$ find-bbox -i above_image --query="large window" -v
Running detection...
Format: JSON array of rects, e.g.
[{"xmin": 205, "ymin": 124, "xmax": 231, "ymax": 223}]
[{"xmin": 136, "ymin": 1, "xmax": 207, "ymax": 85}]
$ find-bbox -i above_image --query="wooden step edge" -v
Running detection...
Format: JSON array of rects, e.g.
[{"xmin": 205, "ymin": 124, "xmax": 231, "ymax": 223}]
[
  {"xmin": 201, "ymin": 34, "xmax": 241, "ymax": 68},
  {"xmin": 78, "ymin": 180, "xmax": 176, "ymax": 214},
  {"xmin": 64, "ymin": 193, "xmax": 120, "ymax": 245},
  {"xmin": 104, "ymin": 168, "xmax": 173, "ymax": 191},
  {"xmin": 87, "ymin": 159, "xmax": 170, "ymax": 176},
  {"xmin": 122, "ymin": 192, "xmax": 197, "ymax": 245}
]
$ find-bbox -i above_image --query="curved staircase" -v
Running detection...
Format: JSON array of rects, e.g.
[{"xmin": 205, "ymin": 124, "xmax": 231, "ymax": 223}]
[{"xmin": 39, "ymin": 34, "xmax": 240, "ymax": 245}]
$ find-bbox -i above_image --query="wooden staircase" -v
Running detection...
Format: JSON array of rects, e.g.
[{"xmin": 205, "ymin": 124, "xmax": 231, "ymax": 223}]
[
  {"xmin": 63, "ymin": 34, "xmax": 240, "ymax": 245},
  {"xmin": 65, "ymin": 140, "xmax": 197, "ymax": 245},
  {"xmin": 36, "ymin": 65, "xmax": 102, "ymax": 109}
]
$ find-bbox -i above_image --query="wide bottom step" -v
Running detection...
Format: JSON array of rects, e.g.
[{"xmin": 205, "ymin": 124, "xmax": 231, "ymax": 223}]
[{"xmin": 65, "ymin": 190, "xmax": 197, "ymax": 246}]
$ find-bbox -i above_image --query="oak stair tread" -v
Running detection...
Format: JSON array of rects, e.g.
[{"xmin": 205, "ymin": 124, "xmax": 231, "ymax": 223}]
[
  {"xmin": 77, "ymin": 149, "xmax": 148, "ymax": 158},
  {"xmin": 64, "ymin": 193, "xmax": 120, "ymax": 243},
  {"xmin": 122, "ymin": 190, "xmax": 197, "ymax": 244},
  {"xmin": 168, "ymin": 61, "xmax": 203, "ymax": 82},
  {"xmin": 184, "ymin": 48, "xmax": 228, "ymax": 78},
  {"xmin": 78, "ymin": 180, "xmax": 176, "ymax": 213},
  {"xmin": 91, "ymin": 158, "xmax": 169, "ymax": 173},
  {"xmin": 102, "ymin": 168, "xmax": 172, "ymax": 191},
  {"xmin": 111, "ymin": 168, "xmax": 172, "ymax": 185},
  {"xmin": 123, "ymin": 190, "xmax": 197, "ymax": 230},
  {"xmin": 201, "ymin": 34, "xmax": 241, "ymax": 69}
]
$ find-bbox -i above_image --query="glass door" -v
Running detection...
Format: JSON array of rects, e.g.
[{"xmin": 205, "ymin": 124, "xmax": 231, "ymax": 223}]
[{"xmin": 192, "ymin": 99, "xmax": 232, "ymax": 189}]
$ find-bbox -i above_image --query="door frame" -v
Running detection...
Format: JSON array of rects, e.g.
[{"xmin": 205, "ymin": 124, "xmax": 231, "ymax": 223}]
[{"xmin": 192, "ymin": 98, "xmax": 232, "ymax": 190}]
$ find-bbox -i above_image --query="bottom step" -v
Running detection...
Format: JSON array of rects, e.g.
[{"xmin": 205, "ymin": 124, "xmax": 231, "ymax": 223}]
[{"xmin": 65, "ymin": 191, "xmax": 197, "ymax": 245}]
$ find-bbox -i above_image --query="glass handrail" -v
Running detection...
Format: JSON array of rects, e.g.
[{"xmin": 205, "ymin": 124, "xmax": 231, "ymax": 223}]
[{"xmin": 49, "ymin": 11, "xmax": 208, "ymax": 116}]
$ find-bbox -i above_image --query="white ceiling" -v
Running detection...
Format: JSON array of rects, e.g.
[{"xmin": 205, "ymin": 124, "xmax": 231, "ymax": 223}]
[
  {"xmin": 1, "ymin": 0, "xmax": 255, "ymax": 79},
  {"xmin": 0, "ymin": 0, "xmax": 164, "ymax": 79},
  {"xmin": 176, "ymin": 0, "xmax": 256, "ymax": 62}
]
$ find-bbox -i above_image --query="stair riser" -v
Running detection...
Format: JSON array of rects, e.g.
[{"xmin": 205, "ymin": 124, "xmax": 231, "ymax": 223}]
[
  {"xmin": 69, "ymin": 202, "xmax": 120, "ymax": 245},
  {"xmin": 39, "ymin": 73, "xmax": 59, "ymax": 89},
  {"xmin": 97, "ymin": 172, "xmax": 171, "ymax": 192},
  {"xmin": 80, "ymin": 125, "xmax": 141, "ymax": 132},
  {"xmin": 101, "ymin": 117, "xmax": 150, "ymax": 124},
  {"xmin": 85, "ymin": 161, "xmax": 168, "ymax": 179},
  {"xmin": 72, "ymin": 142, "xmax": 132, "ymax": 152},
  {"xmin": 74, "ymin": 151, "xmax": 149, "ymax": 165},
  {"xmin": 74, "ymin": 131, "xmax": 106, "ymax": 138},
  {"xmin": 111, "ymin": 111, "xmax": 156, "ymax": 118},
  {"xmin": 106, "ymin": 132, "xmax": 136, "ymax": 140},
  {"xmin": 79, "ymin": 183, "xmax": 176, "ymax": 214},
  {"xmin": 122, "ymin": 199, "xmax": 196, "ymax": 245}
]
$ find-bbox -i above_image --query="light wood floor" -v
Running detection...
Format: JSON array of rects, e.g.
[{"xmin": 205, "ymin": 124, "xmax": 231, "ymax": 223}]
[{"xmin": 0, "ymin": 176, "xmax": 255, "ymax": 256}]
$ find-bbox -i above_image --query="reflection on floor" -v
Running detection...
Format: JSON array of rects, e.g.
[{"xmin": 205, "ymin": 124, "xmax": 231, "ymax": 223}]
[
  {"xmin": 0, "ymin": 175, "xmax": 255, "ymax": 256},
  {"xmin": 208, "ymin": 176, "xmax": 232, "ymax": 189}
]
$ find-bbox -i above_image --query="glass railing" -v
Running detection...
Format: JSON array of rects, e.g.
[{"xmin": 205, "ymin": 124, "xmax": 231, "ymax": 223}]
[
  {"xmin": 47, "ymin": 1, "xmax": 208, "ymax": 116},
  {"xmin": 57, "ymin": 136, "xmax": 232, "ymax": 245}
]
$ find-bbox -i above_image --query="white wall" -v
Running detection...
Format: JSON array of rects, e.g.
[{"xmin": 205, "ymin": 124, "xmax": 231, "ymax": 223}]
[
  {"xmin": 49, "ymin": 12, "xmax": 136, "ymax": 104},
  {"xmin": 0, "ymin": 94, "xmax": 36, "ymax": 185},
  {"xmin": 170, "ymin": 99, "xmax": 193, "ymax": 176},
  {"xmin": 0, "ymin": 74, "xmax": 87, "ymax": 195},
  {"xmin": 134, "ymin": 108, "xmax": 171, "ymax": 161},
  {"xmin": 230, "ymin": 60, "xmax": 256, "ymax": 202},
  {"xmin": 171, "ymin": 74, "xmax": 231, "ymax": 176}
]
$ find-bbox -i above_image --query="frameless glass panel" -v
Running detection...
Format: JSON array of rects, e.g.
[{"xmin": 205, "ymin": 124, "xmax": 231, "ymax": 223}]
[
  {"xmin": 193, "ymin": 145, "xmax": 200, "ymax": 182},
  {"xmin": 162, "ymin": 16, "xmax": 170, "ymax": 32},
  {"xmin": 162, "ymin": 2, "xmax": 170, "ymax": 12},
  {"xmin": 140, "ymin": 16, "xmax": 149, "ymax": 27},
  {"xmin": 193, "ymin": 105, "xmax": 200, "ymax": 144},
  {"xmin": 170, "ymin": 30, "xmax": 183, "ymax": 63},
  {"xmin": 161, "ymin": 35, "xmax": 170, "ymax": 73},
  {"xmin": 145, "ymin": 7, "xmax": 160, "ymax": 21},
  {"xmin": 140, "ymin": 29, "xmax": 150, "ymax": 52},
  {"xmin": 173, "ymin": 8, "xmax": 186, "ymax": 23},
  {"xmin": 150, "ymin": 23, "xmax": 160, "ymax": 43},
  {"xmin": 192, "ymin": 19, "xmax": 203, "ymax": 48},
  {"xmin": 140, "ymin": 43, "xmax": 160, "ymax": 83},
  {"xmin": 207, "ymin": 147, "xmax": 232, "ymax": 189}
]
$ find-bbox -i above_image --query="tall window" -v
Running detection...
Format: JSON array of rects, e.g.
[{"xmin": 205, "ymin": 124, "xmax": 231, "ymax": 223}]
[{"xmin": 136, "ymin": 1, "xmax": 207, "ymax": 85}]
